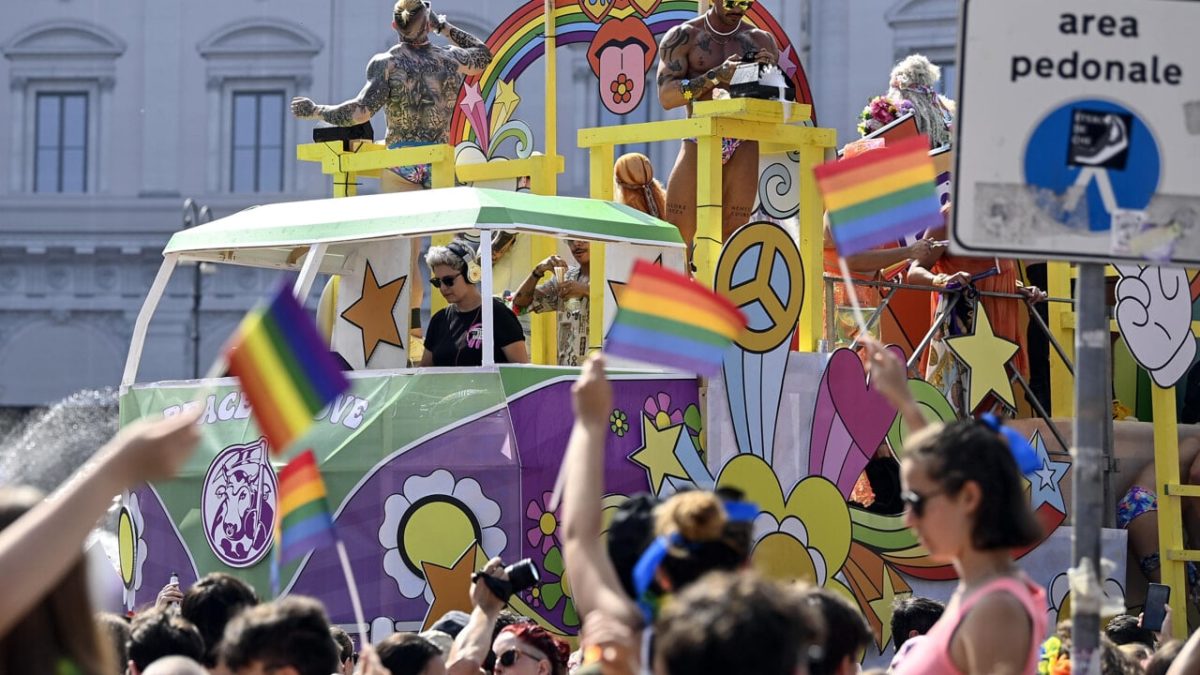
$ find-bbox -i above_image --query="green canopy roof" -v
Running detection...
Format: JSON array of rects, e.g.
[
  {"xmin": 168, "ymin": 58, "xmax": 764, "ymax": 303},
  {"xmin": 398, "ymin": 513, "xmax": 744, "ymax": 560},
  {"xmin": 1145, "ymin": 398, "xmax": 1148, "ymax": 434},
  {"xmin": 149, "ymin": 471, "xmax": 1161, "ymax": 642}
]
[{"xmin": 165, "ymin": 188, "xmax": 684, "ymax": 257}]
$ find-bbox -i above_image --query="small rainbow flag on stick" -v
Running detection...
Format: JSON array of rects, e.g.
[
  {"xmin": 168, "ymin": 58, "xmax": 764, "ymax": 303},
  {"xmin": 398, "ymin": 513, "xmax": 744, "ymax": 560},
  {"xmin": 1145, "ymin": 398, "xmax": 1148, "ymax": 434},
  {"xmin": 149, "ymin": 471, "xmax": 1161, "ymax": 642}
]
[
  {"xmin": 275, "ymin": 449, "xmax": 336, "ymax": 565},
  {"xmin": 604, "ymin": 261, "xmax": 746, "ymax": 376},
  {"xmin": 226, "ymin": 285, "xmax": 350, "ymax": 455},
  {"xmin": 815, "ymin": 134, "xmax": 944, "ymax": 257}
]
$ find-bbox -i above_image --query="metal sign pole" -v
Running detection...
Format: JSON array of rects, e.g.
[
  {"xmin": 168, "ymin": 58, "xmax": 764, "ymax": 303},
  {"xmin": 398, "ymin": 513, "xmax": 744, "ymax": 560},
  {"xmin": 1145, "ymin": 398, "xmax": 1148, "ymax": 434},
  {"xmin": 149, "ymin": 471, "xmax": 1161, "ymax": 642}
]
[{"xmin": 1071, "ymin": 262, "xmax": 1111, "ymax": 669}]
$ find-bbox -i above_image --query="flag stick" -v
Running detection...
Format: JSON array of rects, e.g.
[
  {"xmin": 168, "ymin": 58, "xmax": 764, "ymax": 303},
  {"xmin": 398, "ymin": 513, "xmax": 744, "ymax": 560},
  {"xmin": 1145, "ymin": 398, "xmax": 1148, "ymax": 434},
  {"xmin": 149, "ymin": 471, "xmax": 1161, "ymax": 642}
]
[
  {"xmin": 837, "ymin": 256, "xmax": 871, "ymax": 341},
  {"xmin": 336, "ymin": 539, "xmax": 370, "ymax": 648}
]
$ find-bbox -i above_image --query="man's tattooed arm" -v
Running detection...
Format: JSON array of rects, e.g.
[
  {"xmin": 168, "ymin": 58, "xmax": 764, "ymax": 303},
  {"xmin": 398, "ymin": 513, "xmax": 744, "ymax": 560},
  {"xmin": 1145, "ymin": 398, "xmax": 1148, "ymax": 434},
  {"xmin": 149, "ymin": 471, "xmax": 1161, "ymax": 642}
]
[
  {"xmin": 440, "ymin": 22, "xmax": 493, "ymax": 76},
  {"xmin": 291, "ymin": 54, "xmax": 391, "ymax": 125},
  {"xmin": 656, "ymin": 24, "xmax": 693, "ymax": 110}
]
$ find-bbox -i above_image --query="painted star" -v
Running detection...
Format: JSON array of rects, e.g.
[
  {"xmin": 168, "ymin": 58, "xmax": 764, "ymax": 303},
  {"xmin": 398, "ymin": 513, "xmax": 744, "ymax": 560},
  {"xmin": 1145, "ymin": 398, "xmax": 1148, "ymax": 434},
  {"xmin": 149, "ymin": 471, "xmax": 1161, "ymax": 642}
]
[
  {"xmin": 629, "ymin": 412, "xmax": 689, "ymax": 494},
  {"xmin": 340, "ymin": 261, "xmax": 406, "ymax": 364},
  {"xmin": 607, "ymin": 255, "xmax": 664, "ymax": 309},
  {"xmin": 421, "ymin": 543, "xmax": 479, "ymax": 631},
  {"xmin": 868, "ymin": 568, "xmax": 910, "ymax": 651},
  {"xmin": 490, "ymin": 79, "xmax": 522, "ymax": 135},
  {"xmin": 944, "ymin": 303, "xmax": 1019, "ymax": 411},
  {"xmin": 1028, "ymin": 430, "xmax": 1069, "ymax": 513},
  {"xmin": 460, "ymin": 82, "xmax": 484, "ymax": 114}
]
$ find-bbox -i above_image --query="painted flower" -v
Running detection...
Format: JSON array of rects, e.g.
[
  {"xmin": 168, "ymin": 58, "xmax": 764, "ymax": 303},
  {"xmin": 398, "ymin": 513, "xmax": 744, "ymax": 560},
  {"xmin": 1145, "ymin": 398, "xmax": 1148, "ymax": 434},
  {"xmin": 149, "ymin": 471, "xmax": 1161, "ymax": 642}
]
[
  {"xmin": 540, "ymin": 546, "xmax": 579, "ymax": 627},
  {"xmin": 521, "ymin": 586, "xmax": 543, "ymax": 608},
  {"xmin": 644, "ymin": 393, "xmax": 684, "ymax": 430},
  {"xmin": 379, "ymin": 469, "xmax": 507, "ymax": 602},
  {"xmin": 609, "ymin": 409, "xmax": 629, "ymax": 437},
  {"xmin": 116, "ymin": 490, "xmax": 149, "ymax": 611},
  {"xmin": 610, "ymin": 74, "xmax": 635, "ymax": 105},
  {"xmin": 526, "ymin": 491, "xmax": 560, "ymax": 554}
]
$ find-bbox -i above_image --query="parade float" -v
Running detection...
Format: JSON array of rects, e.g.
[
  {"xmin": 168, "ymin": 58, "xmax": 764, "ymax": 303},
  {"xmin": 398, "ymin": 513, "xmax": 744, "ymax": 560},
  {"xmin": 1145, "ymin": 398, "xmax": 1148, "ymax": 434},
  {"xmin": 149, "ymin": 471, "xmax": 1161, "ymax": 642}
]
[{"xmin": 113, "ymin": 0, "xmax": 1200, "ymax": 663}]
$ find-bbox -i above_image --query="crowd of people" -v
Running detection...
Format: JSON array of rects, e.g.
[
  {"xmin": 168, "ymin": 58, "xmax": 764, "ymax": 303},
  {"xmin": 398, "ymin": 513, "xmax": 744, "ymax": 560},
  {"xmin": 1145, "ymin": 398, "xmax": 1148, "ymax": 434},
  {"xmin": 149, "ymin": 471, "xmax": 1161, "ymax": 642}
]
[{"xmin": 2, "ymin": 346, "xmax": 1199, "ymax": 675}]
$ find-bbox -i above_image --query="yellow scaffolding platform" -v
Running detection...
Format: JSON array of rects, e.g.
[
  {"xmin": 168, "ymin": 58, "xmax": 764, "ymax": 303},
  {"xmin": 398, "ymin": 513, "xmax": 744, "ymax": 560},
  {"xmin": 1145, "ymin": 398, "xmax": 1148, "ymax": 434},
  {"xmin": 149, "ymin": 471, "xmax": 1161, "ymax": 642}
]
[
  {"xmin": 578, "ymin": 98, "xmax": 837, "ymax": 353},
  {"xmin": 1048, "ymin": 261, "xmax": 1196, "ymax": 636}
]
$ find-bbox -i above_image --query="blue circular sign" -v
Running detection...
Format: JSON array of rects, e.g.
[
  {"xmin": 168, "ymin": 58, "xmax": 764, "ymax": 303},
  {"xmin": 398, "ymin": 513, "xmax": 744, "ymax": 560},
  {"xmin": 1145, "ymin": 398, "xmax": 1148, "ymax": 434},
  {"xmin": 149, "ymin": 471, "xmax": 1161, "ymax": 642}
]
[{"xmin": 1023, "ymin": 99, "xmax": 1159, "ymax": 232}]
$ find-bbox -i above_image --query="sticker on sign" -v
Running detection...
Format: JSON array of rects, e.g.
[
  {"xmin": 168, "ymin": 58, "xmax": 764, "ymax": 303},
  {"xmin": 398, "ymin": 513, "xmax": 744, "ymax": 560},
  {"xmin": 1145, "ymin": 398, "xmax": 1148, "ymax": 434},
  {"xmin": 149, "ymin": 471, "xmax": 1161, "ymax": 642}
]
[{"xmin": 952, "ymin": 0, "xmax": 1200, "ymax": 266}]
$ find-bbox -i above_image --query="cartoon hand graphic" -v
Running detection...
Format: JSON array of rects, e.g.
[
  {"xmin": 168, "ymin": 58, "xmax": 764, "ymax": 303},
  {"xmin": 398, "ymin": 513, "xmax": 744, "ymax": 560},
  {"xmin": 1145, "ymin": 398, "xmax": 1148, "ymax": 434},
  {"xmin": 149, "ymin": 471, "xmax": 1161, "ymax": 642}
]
[{"xmin": 1114, "ymin": 264, "xmax": 1197, "ymax": 388}]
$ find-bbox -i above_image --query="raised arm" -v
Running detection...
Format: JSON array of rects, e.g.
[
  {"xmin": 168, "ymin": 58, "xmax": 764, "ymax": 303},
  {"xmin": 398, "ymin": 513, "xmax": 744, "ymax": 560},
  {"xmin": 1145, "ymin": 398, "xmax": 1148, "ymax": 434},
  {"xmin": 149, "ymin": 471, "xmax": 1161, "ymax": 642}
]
[
  {"xmin": 435, "ymin": 18, "xmax": 493, "ymax": 77},
  {"xmin": 561, "ymin": 355, "xmax": 642, "ymax": 627},
  {"xmin": 447, "ymin": 558, "xmax": 506, "ymax": 675},
  {"xmin": 291, "ymin": 54, "xmax": 391, "ymax": 126},
  {"xmin": 656, "ymin": 25, "xmax": 696, "ymax": 111},
  {"xmin": 0, "ymin": 412, "xmax": 200, "ymax": 637}
]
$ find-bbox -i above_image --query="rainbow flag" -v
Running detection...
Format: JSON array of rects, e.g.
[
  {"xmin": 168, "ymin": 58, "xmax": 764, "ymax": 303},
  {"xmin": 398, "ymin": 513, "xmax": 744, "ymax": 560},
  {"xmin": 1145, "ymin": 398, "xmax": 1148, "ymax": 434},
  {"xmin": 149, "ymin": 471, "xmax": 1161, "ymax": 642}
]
[
  {"xmin": 226, "ymin": 284, "xmax": 350, "ymax": 455},
  {"xmin": 275, "ymin": 449, "xmax": 336, "ymax": 565},
  {"xmin": 604, "ymin": 261, "xmax": 746, "ymax": 376},
  {"xmin": 815, "ymin": 134, "xmax": 943, "ymax": 257}
]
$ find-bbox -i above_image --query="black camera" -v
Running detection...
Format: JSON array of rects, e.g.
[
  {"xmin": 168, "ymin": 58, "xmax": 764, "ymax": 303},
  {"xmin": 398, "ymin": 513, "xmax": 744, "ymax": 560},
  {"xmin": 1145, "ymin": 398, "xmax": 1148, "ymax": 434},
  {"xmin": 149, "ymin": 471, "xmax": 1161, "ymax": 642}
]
[{"xmin": 473, "ymin": 558, "xmax": 541, "ymax": 601}]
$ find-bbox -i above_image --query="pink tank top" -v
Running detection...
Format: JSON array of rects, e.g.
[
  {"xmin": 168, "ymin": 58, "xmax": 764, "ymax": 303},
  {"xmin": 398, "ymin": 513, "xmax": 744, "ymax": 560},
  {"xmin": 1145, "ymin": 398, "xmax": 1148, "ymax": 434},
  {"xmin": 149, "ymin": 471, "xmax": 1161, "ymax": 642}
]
[{"xmin": 891, "ymin": 575, "xmax": 1047, "ymax": 675}]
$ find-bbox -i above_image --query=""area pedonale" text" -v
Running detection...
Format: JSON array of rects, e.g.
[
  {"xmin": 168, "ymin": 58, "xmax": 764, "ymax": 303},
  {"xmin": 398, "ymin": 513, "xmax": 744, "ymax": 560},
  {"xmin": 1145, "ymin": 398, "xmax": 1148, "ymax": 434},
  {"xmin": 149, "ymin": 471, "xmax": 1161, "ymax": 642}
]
[{"xmin": 1010, "ymin": 13, "xmax": 1182, "ymax": 86}]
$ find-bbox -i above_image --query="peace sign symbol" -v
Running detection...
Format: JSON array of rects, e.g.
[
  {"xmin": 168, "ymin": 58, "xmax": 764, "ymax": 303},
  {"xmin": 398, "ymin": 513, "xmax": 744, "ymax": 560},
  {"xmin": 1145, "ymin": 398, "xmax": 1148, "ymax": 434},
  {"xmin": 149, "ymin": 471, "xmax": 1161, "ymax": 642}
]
[{"xmin": 714, "ymin": 221, "xmax": 804, "ymax": 353}]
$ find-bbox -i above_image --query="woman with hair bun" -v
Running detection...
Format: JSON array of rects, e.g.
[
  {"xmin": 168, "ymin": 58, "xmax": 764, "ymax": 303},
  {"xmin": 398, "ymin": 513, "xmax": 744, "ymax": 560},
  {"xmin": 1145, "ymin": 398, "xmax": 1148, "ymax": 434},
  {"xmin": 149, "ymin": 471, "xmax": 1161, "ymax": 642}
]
[{"xmin": 614, "ymin": 154, "xmax": 667, "ymax": 220}]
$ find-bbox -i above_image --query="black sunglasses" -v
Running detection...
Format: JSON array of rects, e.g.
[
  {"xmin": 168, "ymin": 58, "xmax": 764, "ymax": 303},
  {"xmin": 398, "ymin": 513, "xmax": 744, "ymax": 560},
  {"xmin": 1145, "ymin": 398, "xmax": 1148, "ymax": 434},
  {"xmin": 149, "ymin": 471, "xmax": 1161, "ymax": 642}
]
[
  {"xmin": 497, "ymin": 648, "xmax": 538, "ymax": 667},
  {"xmin": 900, "ymin": 489, "xmax": 943, "ymax": 518},
  {"xmin": 431, "ymin": 273, "xmax": 462, "ymax": 289}
]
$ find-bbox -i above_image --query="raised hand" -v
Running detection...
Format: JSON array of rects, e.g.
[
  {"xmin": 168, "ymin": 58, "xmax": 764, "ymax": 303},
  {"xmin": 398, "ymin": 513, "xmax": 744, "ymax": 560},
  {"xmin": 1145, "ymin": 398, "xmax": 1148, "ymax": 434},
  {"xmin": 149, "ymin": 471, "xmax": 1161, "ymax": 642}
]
[
  {"xmin": 572, "ymin": 354, "xmax": 612, "ymax": 429},
  {"xmin": 1114, "ymin": 264, "xmax": 1196, "ymax": 388}
]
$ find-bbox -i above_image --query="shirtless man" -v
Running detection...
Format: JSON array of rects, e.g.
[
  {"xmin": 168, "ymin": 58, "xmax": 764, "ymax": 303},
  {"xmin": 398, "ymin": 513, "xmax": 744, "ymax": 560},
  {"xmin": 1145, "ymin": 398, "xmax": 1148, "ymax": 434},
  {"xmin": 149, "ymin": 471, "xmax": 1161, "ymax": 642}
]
[
  {"xmin": 291, "ymin": 0, "xmax": 492, "ymax": 333},
  {"xmin": 656, "ymin": 0, "xmax": 779, "ymax": 261}
]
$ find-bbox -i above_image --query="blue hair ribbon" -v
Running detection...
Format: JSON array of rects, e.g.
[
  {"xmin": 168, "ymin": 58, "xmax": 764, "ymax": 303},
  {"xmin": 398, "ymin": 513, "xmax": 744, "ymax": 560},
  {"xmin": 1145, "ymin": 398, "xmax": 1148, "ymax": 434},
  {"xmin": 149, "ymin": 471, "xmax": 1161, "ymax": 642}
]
[
  {"xmin": 630, "ymin": 499, "xmax": 759, "ymax": 622},
  {"xmin": 980, "ymin": 413, "xmax": 1041, "ymax": 475}
]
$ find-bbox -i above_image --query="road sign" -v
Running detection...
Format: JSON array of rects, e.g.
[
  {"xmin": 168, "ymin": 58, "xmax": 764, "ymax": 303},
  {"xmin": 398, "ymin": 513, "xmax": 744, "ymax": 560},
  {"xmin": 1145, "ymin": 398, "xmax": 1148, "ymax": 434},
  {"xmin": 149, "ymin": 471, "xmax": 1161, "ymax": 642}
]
[{"xmin": 952, "ymin": 0, "xmax": 1200, "ymax": 266}]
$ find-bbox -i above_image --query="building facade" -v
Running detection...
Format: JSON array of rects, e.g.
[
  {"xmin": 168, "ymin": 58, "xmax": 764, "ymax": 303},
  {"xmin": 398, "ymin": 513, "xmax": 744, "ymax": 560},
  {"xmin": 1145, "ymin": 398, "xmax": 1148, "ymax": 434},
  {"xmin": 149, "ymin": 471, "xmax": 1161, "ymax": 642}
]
[{"xmin": 0, "ymin": 0, "xmax": 954, "ymax": 406}]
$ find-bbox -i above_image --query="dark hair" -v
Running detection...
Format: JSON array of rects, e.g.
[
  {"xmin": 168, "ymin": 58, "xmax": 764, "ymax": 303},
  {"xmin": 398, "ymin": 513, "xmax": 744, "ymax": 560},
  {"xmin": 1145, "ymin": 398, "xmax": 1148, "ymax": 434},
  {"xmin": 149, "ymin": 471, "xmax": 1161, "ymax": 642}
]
[
  {"xmin": 330, "ymin": 626, "xmax": 354, "ymax": 664},
  {"xmin": 1104, "ymin": 614, "xmax": 1155, "ymax": 649},
  {"xmin": 96, "ymin": 613, "xmax": 131, "ymax": 675},
  {"xmin": 891, "ymin": 596, "xmax": 944, "ymax": 649},
  {"xmin": 0, "ymin": 487, "xmax": 116, "ymax": 675},
  {"xmin": 654, "ymin": 572, "xmax": 823, "ymax": 675},
  {"xmin": 1146, "ymin": 639, "xmax": 1183, "ymax": 675},
  {"xmin": 218, "ymin": 596, "xmax": 339, "ymax": 675},
  {"xmin": 501, "ymin": 623, "xmax": 570, "ymax": 675},
  {"xmin": 128, "ymin": 609, "xmax": 205, "ymax": 671},
  {"xmin": 376, "ymin": 633, "xmax": 441, "ymax": 675},
  {"xmin": 654, "ymin": 491, "xmax": 752, "ymax": 592},
  {"xmin": 802, "ymin": 588, "xmax": 872, "ymax": 675},
  {"xmin": 430, "ymin": 610, "xmax": 470, "ymax": 638},
  {"xmin": 180, "ymin": 572, "xmax": 259, "ymax": 666},
  {"xmin": 907, "ymin": 420, "xmax": 1042, "ymax": 550},
  {"xmin": 606, "ymin": 493, "xmax": 659, "ymax": 599}
]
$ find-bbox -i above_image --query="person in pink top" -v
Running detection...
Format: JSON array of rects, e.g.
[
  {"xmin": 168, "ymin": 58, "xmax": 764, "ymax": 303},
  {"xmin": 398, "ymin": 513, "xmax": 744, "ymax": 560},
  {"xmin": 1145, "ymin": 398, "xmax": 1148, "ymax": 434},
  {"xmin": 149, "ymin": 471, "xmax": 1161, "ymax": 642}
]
[{"xmin": 862, "ymin": 337, "xmax": 1047, "ymax": 675}]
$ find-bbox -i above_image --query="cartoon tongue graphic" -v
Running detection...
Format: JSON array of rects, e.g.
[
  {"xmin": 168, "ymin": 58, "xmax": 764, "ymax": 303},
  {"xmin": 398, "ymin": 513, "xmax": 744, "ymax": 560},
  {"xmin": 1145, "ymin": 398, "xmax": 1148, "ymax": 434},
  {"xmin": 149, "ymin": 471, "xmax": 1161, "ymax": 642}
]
[
  {"xmin": 597, "ymin": 42, "xmax": 646, "ymax": 115},
  {"xmin": 808, "ymin": 348, "xmax": 900, "ymax": 498}
]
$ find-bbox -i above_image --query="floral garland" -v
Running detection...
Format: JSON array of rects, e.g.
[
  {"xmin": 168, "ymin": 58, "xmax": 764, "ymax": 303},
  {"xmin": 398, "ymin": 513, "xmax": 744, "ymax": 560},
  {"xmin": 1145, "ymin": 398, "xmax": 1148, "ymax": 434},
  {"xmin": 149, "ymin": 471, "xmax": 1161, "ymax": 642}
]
[
  {"xmin": 1037, "ymin": 636, "xmax": 1071, "ymax": 675},
  {"xmin": 857, "ymin": 95, "xmax": 915, "ymax": 137}
]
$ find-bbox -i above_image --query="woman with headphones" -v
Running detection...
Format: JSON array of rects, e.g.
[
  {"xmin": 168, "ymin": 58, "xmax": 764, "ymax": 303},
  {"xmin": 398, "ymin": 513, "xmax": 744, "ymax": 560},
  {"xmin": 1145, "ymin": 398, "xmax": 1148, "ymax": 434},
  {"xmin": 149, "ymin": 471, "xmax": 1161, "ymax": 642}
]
[{"xmin": 420, "ymin": 240, "xmax": 530, "ymax": 367}]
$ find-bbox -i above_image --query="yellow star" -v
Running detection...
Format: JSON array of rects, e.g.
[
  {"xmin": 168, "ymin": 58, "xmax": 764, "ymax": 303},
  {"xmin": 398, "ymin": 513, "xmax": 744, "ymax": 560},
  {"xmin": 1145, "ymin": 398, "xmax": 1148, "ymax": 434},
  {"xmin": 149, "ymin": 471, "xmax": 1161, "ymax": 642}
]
[
  {"xmin": 629, "ymin": 412, "xmax": 689, "ymax": 493},
  {"xmin": 421, "ymin": 543, "xmax": 479, "ymax": 631},
  {"xmin": 340, "ymin": 261, "xmax": 406, "ymax": 364},
  {"xmin": 944, "ymin": 303, "xmax": 1019, "ymax": 411},
  {"xmin": 490, "ymin": 79, "xmax": 522, "ymax": 137},
  {"xmin": 868, "ymin": 569, "xmax": 909, "ymax": 650}
]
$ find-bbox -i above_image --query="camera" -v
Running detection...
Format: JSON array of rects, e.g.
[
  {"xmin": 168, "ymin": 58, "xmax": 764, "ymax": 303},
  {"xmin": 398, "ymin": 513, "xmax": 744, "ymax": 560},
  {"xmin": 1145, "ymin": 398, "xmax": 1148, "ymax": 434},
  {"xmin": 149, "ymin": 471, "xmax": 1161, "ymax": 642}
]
[{"xmin": 473, "ymin": 558, "xmax": 541, "ymax": 601}]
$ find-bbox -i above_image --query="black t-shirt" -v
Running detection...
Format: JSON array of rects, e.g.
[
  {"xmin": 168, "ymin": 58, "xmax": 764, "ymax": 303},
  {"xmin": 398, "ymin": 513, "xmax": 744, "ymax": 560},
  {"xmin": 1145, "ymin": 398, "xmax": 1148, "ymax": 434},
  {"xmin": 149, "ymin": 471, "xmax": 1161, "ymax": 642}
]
[{"xmin": 424, "ymin": 297, "xmax": 525, "ymax": 367}]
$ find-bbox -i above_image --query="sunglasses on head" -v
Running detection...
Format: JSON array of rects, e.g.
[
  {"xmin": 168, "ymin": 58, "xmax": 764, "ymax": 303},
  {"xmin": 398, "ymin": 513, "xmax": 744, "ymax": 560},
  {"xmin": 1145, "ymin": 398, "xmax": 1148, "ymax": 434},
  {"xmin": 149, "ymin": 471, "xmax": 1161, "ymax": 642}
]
[
  {"xmin": 497, "ymin": 648, "xmax": 544, "ymax": 668},
  {"xmin": 900, "ymin": 489, "xmax": 943, "ymax": 518},
  {"xmin": 430, "ymin": 272, "xmax": 462, "ymax": 288},
  {"xmin": 724, "ymin": 0, "xmax": 755, "ymax": 10}
]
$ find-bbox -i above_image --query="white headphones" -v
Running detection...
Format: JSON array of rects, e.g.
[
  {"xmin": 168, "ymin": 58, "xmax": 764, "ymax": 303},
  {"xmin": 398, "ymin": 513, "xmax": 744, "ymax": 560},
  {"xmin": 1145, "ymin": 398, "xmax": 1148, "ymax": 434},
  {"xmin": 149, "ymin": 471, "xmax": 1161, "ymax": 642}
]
[{"xmin": 446, "ymin": 240, "xmax": 482, "ymax": 285}]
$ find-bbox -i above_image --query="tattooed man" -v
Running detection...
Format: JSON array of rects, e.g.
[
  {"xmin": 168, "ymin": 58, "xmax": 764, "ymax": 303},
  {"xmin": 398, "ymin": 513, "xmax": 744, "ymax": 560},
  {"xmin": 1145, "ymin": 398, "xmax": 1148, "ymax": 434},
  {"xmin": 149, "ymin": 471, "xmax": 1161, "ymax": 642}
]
[
  {"xmin": 292, "ymin": 0, "xmax": 492, "ymax": 335},
  {"xmin": 656, "ymin": 0, "xmax": 778, "ymax": 260}
]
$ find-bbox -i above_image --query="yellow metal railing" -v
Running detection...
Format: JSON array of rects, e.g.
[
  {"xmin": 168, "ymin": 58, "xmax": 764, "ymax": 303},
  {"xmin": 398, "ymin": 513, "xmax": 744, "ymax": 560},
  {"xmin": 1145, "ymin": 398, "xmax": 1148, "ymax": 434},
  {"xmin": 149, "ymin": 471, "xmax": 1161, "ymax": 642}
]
[
  {"xmin": 1047, "ymin": 261, "xmax": 1193, "ymax": 635},
  {"xmin": 578, "ymin": 98, "xmax": 837, "ymax": 353}
]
